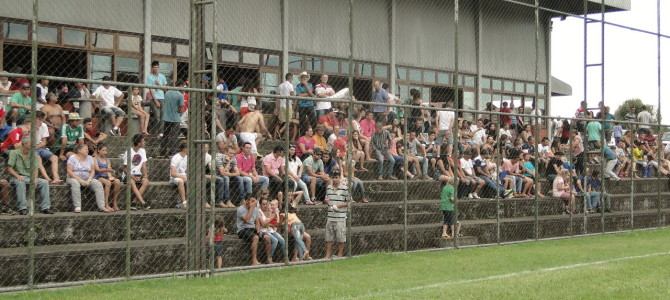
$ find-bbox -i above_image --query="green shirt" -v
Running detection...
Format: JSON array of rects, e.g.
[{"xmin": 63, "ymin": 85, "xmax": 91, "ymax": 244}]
[
  {"xmin": 440, "ymin": 184, "xmax": 455, "ymax": 211},
  {"xmin": 7, "ymin": 92, "xmax": 32, "ymax": 115},
  {"xmin": 8, "ymin": 149, "xmax": 36, "ymax": 177},
  {"xmin": 61, "ymin": 124, "xmax": 84, "ymax": 146},
  {"xmin": 586, "ymin": 121, "xmax": 602, "ymax": 142}
]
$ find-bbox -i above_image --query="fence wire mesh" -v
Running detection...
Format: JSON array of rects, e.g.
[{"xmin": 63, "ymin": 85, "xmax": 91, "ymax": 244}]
[{"xmin": 0, "ymin": 0, "xmax": 668, "ymax": 291}]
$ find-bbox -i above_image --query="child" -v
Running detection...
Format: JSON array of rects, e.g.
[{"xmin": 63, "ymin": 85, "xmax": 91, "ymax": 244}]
[
  {"xmin": 440, "ymin": 178, "xmax": 460, "ymax": 239},
  {"xmin": 83, "ymin": 117, "xmax": 108, "ymax": 153},
  {"xmin": 286, "ymin": 205, "xmax": 312, "ymax": 261},
  {"xmin": 612, "ymin": 122, "xmax": 623, "ymax": 145},
  {"xmin": 553, "ymin": 170, "xmax": 575, "ymax": 215},
  {"xmin": 631, "ymin": 141, "xmax": 645, "ymax": 178},
  {"xmin": 585, "ymin": 169, "xmax": 603, "ymax": 214},
  {"xmin": 130, "ymin": 87, "xmax": 151, "ymax": 135},
  {"xmin": 94, "ymin": 144, "xmax": 121, "ymax": 211},
  {"xmin": 212, "ymin": 218, "xmax": 228, "ymax": 269}
]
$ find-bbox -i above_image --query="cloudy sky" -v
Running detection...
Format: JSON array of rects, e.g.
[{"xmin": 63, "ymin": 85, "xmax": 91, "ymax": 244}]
[{"xmin": 550, "ymin": 1, "xmax": 669, "ymax": 120}]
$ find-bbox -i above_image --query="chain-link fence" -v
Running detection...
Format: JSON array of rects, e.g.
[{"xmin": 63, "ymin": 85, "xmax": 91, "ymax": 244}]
[{"xmin": 0, "ymin": 0, "xmax": 668, "ymax": 291}]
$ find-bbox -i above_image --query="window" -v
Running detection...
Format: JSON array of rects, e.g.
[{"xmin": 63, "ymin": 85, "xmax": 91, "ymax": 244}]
[
  {"xmin": 423, "ymin": 70, "xmax": 435, "ymax": 84},
  {"xmin": 92, "ymin": 32, "xmax": 113, "ymax": 49},
  {"xmin": 222, "ymin": 49, "xmax": 239, "ymax": 63},
  {"xmin": 422, "ymin": 87, "xmax": 430, "ymax": 104},
  {"xmin": 492, "ymin": 79, "xmax": 502, "ymax": 90},
  {"xmin": 115, "ymin": 56, "xmax": 140, "ymax": 83},
  {"xmin": 408, "ymin": 69, "xmax": 421, "ymax": 82},
  {"xmin": 262, "ymin": 54, "xmax": 279, "ymax": 67},
  {"xmin": 63, "ymin": 28, "xmax": 87, "ymax": 47},
  {"xmin": 3, "ymin": 22, "xmax": 28, "ymax": 40},
  {"xmin": 374, "ymin": 64, "xmax": 388, "ymax": 79},
  {"xmin": 503, "ymin": 81, "xmax": 514, "ymax": 92},
  {"xmin": 437, "ymin": 72, "xmax": 450, "ymax": 85},
  {"xmin": 176, "ymin": 44, "xmax": 189, "ymax": 57},
  {"xmin": 342, "ymin": 61, "xmax": 352, "ymax": 75},
  {"xmin": 37, "ymin": 26, "xmax": 58, "ymax": 44},
  {"xmin": 152, "ymin": 41, "xmax": 172, "ymax": 55},
  {"xmin": 205, "ymin": 46, "xmax": 212, "ymax": 61},
  {"xmin": 358, "ymin": 63, "xmax": 372, "ymax": 77},
  {"xmin": 515, "ymin": 81, "xmax": 525, "ymax": 93},
  {"xmin": 464, "ymin": 76, "xmax": 476, "ymax": 88},
  {"xmin": 323, "ymin": 59, "xmax": 339, "ymax": 73},
  {"xmin": 397, "ymin": 67, "xmax": 407, "ymax": 80},
  {"xmin": 118, "ymin": 35, "xmax": 140, "ymax": 52},
  {"xmin": 538, "ymin": 84, "xmax": 545, "ymax": 95},
  {"xmin": 536, "ymin": 98, "xmax": 545, "ymax": 112},
  {"xmin": 305, "ymin": 57, "xmax": 322, "ymax": 72},
  {"xmin": 463, "ymin": 91, "xmax": 476, "ymax": 120},
  {"xmin": 288, "ymin": 55, "xmax": 302, "ymax": 70},
  {"xmin": 90, "ymin": 54, "xmax": 112, "ymax": 89},
  {"xmin": 261, "ymin": 72, "xmax": 278, "ymax": 95},
  {"xmin": 526, "ymin": 83, "xmax": 535, "ymax": 94},
  {"xmin": 479, "ymin": 92, "xmax": 491, "ymax": 111},
  {"xmin": 242, "ymin": 52, "xmax": 260, "ymax": 65},
  {"xmin": 480, "ymin": 77, "xmax": 491, "ymax": 90},
  {"xmin": 158, "ymin": 62, "xmax": 174, "ymax": 83}
]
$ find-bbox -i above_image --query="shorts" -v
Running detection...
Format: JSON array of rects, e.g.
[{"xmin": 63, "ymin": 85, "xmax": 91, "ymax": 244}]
[
  {"xmin": 101, "ymin": 106, "xmax": 126, "ymax": 118},
  {"xmin": 239, "ymin": 132, "xmax": 258, "ymax": 155},
  {"xmin": 169, "ymin": 177, "xmax": 185, "ymax": 185},
  {"xmin": 131, "ymin": 175, "xmax": 145, "ymax": 188},
  {"xmin": 214, "ymin": 241, "xmax": 224, "ymax": 257},
  {"xmin": 556, "ymin": 191, "xmax": 571, "ymax": 199},
  {"xmin": 436, "ymin": 130, "xmax": 453, "ymax": 146},
  {"xmin": 325, "ymin": 220, "xmax": 346, "ymax": 243},
  {"xmin": 237, "ymin": 228, "xmax": 257, "ymax": 243},
  {"xmin": 442, "ymin": 210, "xmax": 456, "ymax": 225},
  {"xmin": 36, "ymin": 148, "xmax": 54, "ymax": 160},
  {"xmin": 279, "ymin": 106, "xmax": 294, "ymax": 123}
]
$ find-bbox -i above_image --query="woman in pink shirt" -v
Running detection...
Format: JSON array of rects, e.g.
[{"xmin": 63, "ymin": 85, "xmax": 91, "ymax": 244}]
[
  {"xmin": 552, "ymin": 170, "xmax": 575, "ymax": 214},
  {"xmin": 296, "ymin": 127, "xmax": 315, "ymax": 159}
]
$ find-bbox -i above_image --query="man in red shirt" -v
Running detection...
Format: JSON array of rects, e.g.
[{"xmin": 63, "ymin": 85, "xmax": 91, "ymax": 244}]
[
  {"xmin": 500, "ymin": 101, "xmax": 512, "ymax": 127},
  {"xmin": 318, "ymin": 109, "xmax": 339, "ymax": 133},
  {"xmin": 236, "ymin": 141, "xmax": 269, "ymax": 200},
  {"xmin": 0, "ymin": 120, "xmax": 31, "ymax": 153}
]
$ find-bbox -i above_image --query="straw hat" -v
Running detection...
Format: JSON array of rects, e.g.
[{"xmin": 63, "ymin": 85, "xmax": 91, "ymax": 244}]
[{"xmin": 68, "ymin": 112, "xmax": 82, "ymax": 121}]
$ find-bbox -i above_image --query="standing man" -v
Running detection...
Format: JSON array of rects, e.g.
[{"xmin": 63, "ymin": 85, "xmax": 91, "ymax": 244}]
[
  {"xmin": 435, "ymin": 100, "xmax": 456, "ymax": 157},
  {"xmin": 161, "ymin": 80, "xmax": 185, "ymax": 157},
  {"xmin": 315, "ymin": 74, "xmax": 334, "ymax": 117},
  {"xmin": 147, "ymin": 61, "xmax": 168, "ymax": 135},
  {"xmin": 296, "ymin": 72, "xmax": 315, "ymax": 134},
  {"xmin": 324, "ymin": 169, "xmax": 349, "ymax": 259},
  {"xmin": 637, "ymin": 105, "xmax": 653, "ymax": 133},
  {"xmin": 371, "ymin": 80, "xmax": 389, "ymax": 123},
  {"xmin": 238, "ymin": 109, "xmax": 271, "ymax": 156},
  {"xmin": 276, "ymin": 73, "xmax": 295, "ymax": 134},
  {"xmin": 92, "ymin": 76, "xmax": 125, "ymax": 136}
]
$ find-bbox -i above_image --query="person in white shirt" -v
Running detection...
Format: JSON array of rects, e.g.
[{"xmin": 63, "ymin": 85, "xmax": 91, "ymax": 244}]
[
  {"xmin": 92, "ymin": 76, "xmax": 126, "ymax": 136},
  {"xmin": 315, "ymin": 74, "xmax": 334, "ymax": 117},
  {"xmin": 170, "ymin": 143, "xmax": 188, "ymax": 209},
  {"xmin": 120, "ymin": 134, "xmax": 150, "ymax": 209},
  {"xmin": 276, "ymin": 73, "xmax": 295, "ymax": 132},
  {"xmin": 435, "ymin": 100, "xmax": 456, "ymax": 157},
  {"xmin": 469, "ymin": 119, "xmax": 487, "ymax": 155},
  {"xmin": 35, "ymin": 79, "xmax": 49, "ymax": 110},
  {"xmin": 637, "ymin": 106, "xmax": 653, "ymax": 130}
]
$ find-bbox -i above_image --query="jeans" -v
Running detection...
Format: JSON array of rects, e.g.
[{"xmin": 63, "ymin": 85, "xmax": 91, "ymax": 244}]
[
  {"xmin": 206, "ymin": 176, "xmax": 226, "ymax": 203},
  {"xmin": 512, "ymin": 175, "xmax": 523, "ymax": 193},
  {"xmin": 291, "ymin": 223, "xmax": 307, "ymax": 259},
  {"xmin": 480, "ymin": 175, "xmax": 504, "ymax": 197},
  {"xmin": 393, "ymin": 155, "xmax": 404, "ymax": 172},
  {"xmin": 351, "ymin": 178, "xmax": 366, "ymax": 200},
  {"xmin": 604, "ymin": 159, "xmax": 620, "ymax": 180},
  {"xmin": 586, "ymin": 192, "xmax": 601, "ymax": 209},
  {"xmin": 67, "ymin": 177, "xmax": 105, "ymax": 210},
  {"xmin": 268, "ymin": 231, "xmax": 286, "ymax": 257},
  {"xmin": 12, "ymin": 177, "xmax": 51, "ymax": 211},
  {"xmin": 218, "ymin": 176, "xmax": 231, "ymax": 202},
  {"xmin": 290, "ymin": 178, "xmax": 311, "ymax": 203},
  {"xmin": 374, "ymin": 149, "xmax": 395, "ymax": 178},
  {"xmin": 415, "ymin": 156, "xmax": 429, "ymax": 176}
]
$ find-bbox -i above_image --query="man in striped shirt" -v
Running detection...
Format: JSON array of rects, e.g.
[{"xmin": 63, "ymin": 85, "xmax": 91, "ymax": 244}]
[
  {"xmin": 324, "ymin": 169, "xmax": 349, "ymax": 259},
  {"xmin": 371, "ymin": 121, "xmax": 397, "ymax": 180}
]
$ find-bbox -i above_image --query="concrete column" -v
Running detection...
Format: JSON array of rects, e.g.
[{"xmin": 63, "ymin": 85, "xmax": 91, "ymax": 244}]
[
  {"xmin": 475, "ymin": 0, "xmax": 482, "ymax": 115},
  {"xmin": 545, "ymin": 17, "xmax": 552, "ymax": 116},
  {"xmin": 281, "ymin": 0, "xmax": 289, "ymax": 77},
  {"xmin": 389, "ymin": 0, "xmax": 396, "ymax": 95},
  {"xmin": 143, "ymin": 0, "xmax": 152, "ymax": 83}
]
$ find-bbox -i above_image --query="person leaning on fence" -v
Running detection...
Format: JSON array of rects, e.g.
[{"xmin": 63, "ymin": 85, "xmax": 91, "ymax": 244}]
[
  {"xmin": 440, "ymin": 177, "xmax": 460, "ymax": 239},
  {"xmin": 67, "ymin": 143, "xmax": 110, "ymax": 213},
  {"xmin": 6, "ymin": 138, "xmax": 53, "ymax": 215},
  {"xmin": 170, "ymin": 143, "xmax": 189, "ymax": 209},
  {"xmin": 236, "ymin": 196, "xmax": 263, "ymax": 266},
  {"xmin": 324, "ymin": 169, "xmax": 349, "ymax": 259},
  {"xmin": 120, "ymin": 133, "xmax": 150, "ymax": 210}
]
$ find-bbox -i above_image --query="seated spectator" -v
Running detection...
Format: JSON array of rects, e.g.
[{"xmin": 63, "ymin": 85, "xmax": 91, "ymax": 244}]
[
  {"xmin": 287, "ymin": 145, "xmax": 313, "ymax": 205},
  {"xmin": 521, "ymin": 152, "xmax": 543, "ymax": 197},
  {"xmin": 262, "ymin": 145, "xmax": 288, "ymax": 197},
  {"xmin": 41, "ymin": 92, "xmax": 65, "ymax": 135},
  {"xmin": 286, "ymin": 205, "xmax": 312, "ymax": 261},
  {"xmin": 0, "ymin": 118, "xmax": 33, "ymax": 154},
  {"xmin": 34, "ymin": 111, "xmax": 62, "ymax": 184},
  {"xmin": 5, "ymin": 82, "xmax": 32, "ymax": 125},
  {"xmin": 585, "ymin": 169, "xmax": 603, "ymax": 213},
  {"xmin": 236, "ymin": 141, "xmax": 270, "ymax": 201},
  {"xmin": 92, "ymin": 76, "xmax": 125, "ymax": 136},
  {"xmin": 57, "ymin": 112, "xmax": 85, "ymax": 161},
  {"xmin": 257, "ymin": 195, "xmax": 285, "ymax": 263},
  {"xmin": 170, "ymin": 143, "xmax": 189, "ymax": 209},
  {"xmin": 324, "ymin": 169, "xmax": 349, "ymax": 259},
  {"xmin": 340, "ymin": 162, "xmax": 369, "ymax": 203},
  {"xmin": 215, "ymin": 143, "xmax": 234, "ymax": 208},
  {"xmin": 215, "ymin": 127, "xmax": 239, "ymax": 154},
  {"xmin": 130, "ymin": 87, "xmax": 150, "ymax": 135},
  {"xmin": 322, "ymin": 151, "xmax": 339, "ymax": 176},
  {"xmin": 6, "ymin": 138, "xmax": 53, "ymax": 215},
  {"xmin": 120, "ymin": 134, "xmax": 150, "ymax": 209},
  {"xmin": 371, "ymin": 122, "xmax": 396, "ymax": 180},
  {"xmin": 83, "ymin": 117, "xmax": 108, "ymax": 152},
  {"xmin": 318, "ymin": 109, "xmax": 339, "ymax": 133},
  {"xmin": 67, "ymin": 144, "xmax": 110, "ymax": 213},
  {"xmin": 302, "ymin": 148, "xmax": 328, "ymax": 202},
  {"xmin": 239, "ymin": 79, "xmax": 260, "ymax": 117},
  {"xmin": 553, "ymin": 169, "xmax": 575, "ymax": 214},
  {"xmin": 94, "ymin": 144, "xmax": 121, "ymax": 211},
  {"xmin": 313, "ymin": 125, "xmax": 328, "ymax": 152},
  {"xmin": 407, "ymin": 131, "xmax": 430, "ymax": 179},
  {"xmin": 615, "ymin": 141, "xmax": 631, "ymax": 178},
  {"xmin": 359, "ymin": 111, "xmax": 376, "ymax": 141},
  {"xmin": 296, "ymin": 127, "xmax": 316, "ymax": 160},
  {"xmin": 236, "ymin": 197, "xmax": 265, "ymax": 266}
]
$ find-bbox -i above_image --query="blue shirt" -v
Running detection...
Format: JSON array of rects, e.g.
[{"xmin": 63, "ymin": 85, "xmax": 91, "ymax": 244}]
[
  {"xmin": 604, "ymin": 147, "xmax": 616, "ymax": 160},
  {"xmin": 216, "ymin": 82, "xmax": 229, "ymax": 100},
  {"xmin": 296, "ymin": 83, "xmax": 314, "ymax": 108},
  {"xmin": 162, "ymin": 90, "xmax": 184, "ymax": 123},
  {"xmin": 372, "ymin": 89, "xmax": 389, "ymax": 113},
  {"xmin": 146, "ymin": 73, "xmax": 167, "ymax": 100}
]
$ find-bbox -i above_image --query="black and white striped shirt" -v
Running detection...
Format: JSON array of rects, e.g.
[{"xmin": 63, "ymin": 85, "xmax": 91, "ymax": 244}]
[{"xmin": 326, "ymin": 182, "xmax": 349, "ymax": 221}]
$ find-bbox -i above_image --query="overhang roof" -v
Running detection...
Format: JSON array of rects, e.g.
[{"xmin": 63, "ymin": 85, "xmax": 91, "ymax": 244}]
[
  {"xmin": 551, "ymin": 76, "xmax": 572, "ymax": 97},
  {"xmin": 541, "ymin": 0, "xmax": 630, "ymax": 16}
]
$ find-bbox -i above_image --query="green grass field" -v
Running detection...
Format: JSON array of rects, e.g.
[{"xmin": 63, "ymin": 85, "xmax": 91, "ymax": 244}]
[{"xmin": 4, "ymin": 228, "xmax": 670, "ymax": 299}]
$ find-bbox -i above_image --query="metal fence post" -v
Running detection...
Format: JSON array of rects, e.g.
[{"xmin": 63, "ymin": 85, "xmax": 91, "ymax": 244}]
[
  {"xmin": 452, "ymin": 0, "xmax": 460, "ymax": 248},
  {"xmin": 26, "ymin": 0, "xmax": 39, "ymax": 288},
  {"xmin": 346, "ymin": 0, "xmax": 355, "ymax": 258}
]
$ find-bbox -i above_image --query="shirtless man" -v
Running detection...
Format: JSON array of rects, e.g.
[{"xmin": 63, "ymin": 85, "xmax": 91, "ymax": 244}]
[
  {"xmin": 238, "ymin": 108, "xmax": 271, "ymax": 156},
  {"xmin": 41, "ymin": 92, "xmax": 65, "ymax": 136}
]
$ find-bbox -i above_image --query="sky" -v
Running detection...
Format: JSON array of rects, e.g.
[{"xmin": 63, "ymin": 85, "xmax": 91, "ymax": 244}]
[{"xmin": 550, "ymin": 1, "xmax": 670, "ymax": 120}]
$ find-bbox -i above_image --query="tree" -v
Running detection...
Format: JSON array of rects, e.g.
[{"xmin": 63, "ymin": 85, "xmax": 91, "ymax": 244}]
[{"xmin": 613, "ymin": 98, "xmax": 646, "ymax": 121}]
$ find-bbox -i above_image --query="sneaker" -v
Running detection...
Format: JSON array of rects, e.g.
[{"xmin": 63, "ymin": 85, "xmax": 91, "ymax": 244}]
[
  {"xmin": 41, "ymin": 208, "xmax": 55, "ymax": 215},
  {"xmin": 504, "ymin": 189, "xmax": 514, "ymax": 199},
  {"xmin": 18, "ymin": 209, "xmax": 28, "ymax": 215},
  {"xmin": 1, "ymin": 206, "xmax": 16, "ymax": 215},
  {"xmin": 388, "ymin": 176, "xmax": 398, "ymax": 180},
  {"xmin": 377, "ymin": 176, "xmax": 384, "ymax": 181},
  {"xmin": 467, "ymin": 193, "xmax": 474, "ymax": 199},
  {"xmin": 472, "ymin": 193, "xmax": 480, "ymax": 199},
  {"xmin": 109, "ymin": 129, "xmax": 118, "ymax": 136},
  {"xmin": 74, "ymin": 207, "xmax": 81, "ymax": 213}
]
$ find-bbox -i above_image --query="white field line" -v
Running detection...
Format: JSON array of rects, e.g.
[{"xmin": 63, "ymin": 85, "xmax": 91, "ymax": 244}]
[{"xmin": 349, "ymin": 250, "xmax": 670, "ymax": 299}]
